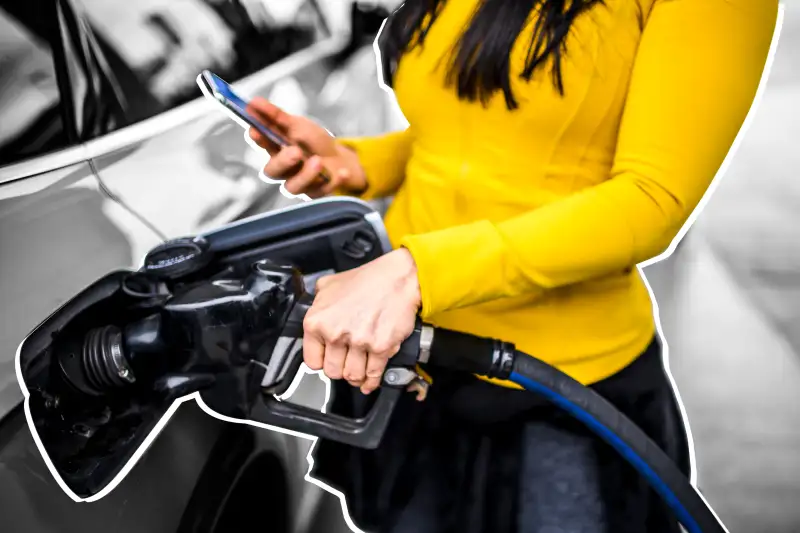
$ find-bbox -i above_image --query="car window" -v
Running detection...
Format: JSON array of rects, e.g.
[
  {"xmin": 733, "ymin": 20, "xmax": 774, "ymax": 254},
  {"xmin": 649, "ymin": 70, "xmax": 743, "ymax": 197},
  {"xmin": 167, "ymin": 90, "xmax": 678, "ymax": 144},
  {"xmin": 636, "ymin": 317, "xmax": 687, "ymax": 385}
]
[
  {"xmin": 75, "ymin": 0, "xmax": 330, "ymax": 131},
  {"xmin": 0, "ymin": 7, "xmax": 70, "ymax": 167}
]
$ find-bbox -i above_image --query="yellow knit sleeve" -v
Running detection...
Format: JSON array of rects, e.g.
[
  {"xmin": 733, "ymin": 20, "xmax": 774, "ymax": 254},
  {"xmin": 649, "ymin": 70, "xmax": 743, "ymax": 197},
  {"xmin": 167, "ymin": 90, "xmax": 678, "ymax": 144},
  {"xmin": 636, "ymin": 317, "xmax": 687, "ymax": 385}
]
[
  {"xmin": 334, "ymin": 128, "xmax": 414, "ymax": 201},
  {"xmin": 400, "ymin": 0, "xmax": 779, "ymax": 319}
]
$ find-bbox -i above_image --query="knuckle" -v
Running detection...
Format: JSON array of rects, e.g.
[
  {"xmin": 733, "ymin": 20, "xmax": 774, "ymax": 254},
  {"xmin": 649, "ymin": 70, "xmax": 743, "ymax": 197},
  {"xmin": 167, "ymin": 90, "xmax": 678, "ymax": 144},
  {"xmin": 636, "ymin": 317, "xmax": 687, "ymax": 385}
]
[
  {"xmin": 264, "ymin": 162, "xmax": 286, "ymax": 178},
  {"xmin": 343, "ymin": 371, "xmax": 363, "ymax": 382},
  {"xmin": 349, "ymin": 334, "xmax": 370, "ymax": 350},
  {"xmin": 365, "ymin": 365, "xmax": 385, "ymax": 379},
  {"xmin": 303, "ymin": 163, "xmax": 321, "ymax": 181},
  {"xmin": 270, "ymin": 161, "xmax": 290, "ymax": 176},
  {"xmin": 325, "ymin": 368, "xmax": 343, "ymax": 380},
  {"xmin": 323, "ymin": 356, "xmax": 340, "ymax": 369},
  {"xmin": 371, "ymin": 349, "xmax": 391, "ymax": 361},
  {"xmin": 326, "ymin": 326, "xmax": 347, "ymax": 344},
  {"xmin": 284, "ymin": 145, "xmax": 303, "ymax": 160},
  {"xmin": 303, "ymin": 314, "xmax": 320, "ymax": 332},
  {"xmin": 371, "ymin": 341, "xmax": 394, "ymax": 355},
  {"xmin": 395, "ymin": 323, "xmax": 414, "ymax": 338}
]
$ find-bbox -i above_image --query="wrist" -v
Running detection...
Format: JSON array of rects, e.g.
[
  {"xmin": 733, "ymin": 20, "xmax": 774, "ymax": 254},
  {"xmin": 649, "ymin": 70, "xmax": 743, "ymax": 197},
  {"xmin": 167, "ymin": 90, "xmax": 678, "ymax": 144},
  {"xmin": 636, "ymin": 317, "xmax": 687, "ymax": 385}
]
[
  {"xmin": 335, "ymin": 143, "xmax": 368, "ymax": 194},
  {"xmin": 396, "ymin": 247, "xmax": 421, "ymax": 309}
]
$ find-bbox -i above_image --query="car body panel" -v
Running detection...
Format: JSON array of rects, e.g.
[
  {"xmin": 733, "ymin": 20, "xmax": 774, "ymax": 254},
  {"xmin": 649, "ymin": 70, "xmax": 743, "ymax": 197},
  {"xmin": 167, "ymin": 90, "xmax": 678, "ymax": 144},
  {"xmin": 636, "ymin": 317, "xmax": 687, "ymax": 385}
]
[
  {"xmin": 86, "ymin": 37, "xmax": 344, "ymax": 239},
  {"xmin": 0, "ymin": 402, "xmax": 219, "ymax": 533},
  {"xmin": 0, "ymin": 1, "xmax": 397, "ymax": 531},
  {"xmin": 0, "ymin": 163, "xmax": 241, "ymax": 532},
  {"xmin": 0, "ymin": 163, "xmax": 163, "ymax": 417},
  {"xmin": 88, "ymin": 31, "xmax": 402, "ymax": 240},
  {"xmin": 0, "ymin": 138, "xmax": 323, "ymax": 533}
]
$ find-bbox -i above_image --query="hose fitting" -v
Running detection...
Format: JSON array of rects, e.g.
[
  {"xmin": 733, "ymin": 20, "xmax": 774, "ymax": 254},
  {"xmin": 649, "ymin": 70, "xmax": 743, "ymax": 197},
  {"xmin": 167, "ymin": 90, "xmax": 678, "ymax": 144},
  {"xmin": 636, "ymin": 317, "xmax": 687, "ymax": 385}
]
[
  {"xmin": 426, "ymin": 327, "xmax": 517, "ymax": 379},
  {"xmin": 490, "ymin": 340, "xmax": 515, "ymax": 380}
]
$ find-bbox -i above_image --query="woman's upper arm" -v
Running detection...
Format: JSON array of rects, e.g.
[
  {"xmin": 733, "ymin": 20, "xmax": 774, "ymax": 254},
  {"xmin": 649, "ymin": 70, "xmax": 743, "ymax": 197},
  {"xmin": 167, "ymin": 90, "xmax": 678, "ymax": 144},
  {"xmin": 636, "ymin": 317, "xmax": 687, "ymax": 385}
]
[{"xmin": 607, "ymin": 0, "xmax": 781, "ymax": 248}]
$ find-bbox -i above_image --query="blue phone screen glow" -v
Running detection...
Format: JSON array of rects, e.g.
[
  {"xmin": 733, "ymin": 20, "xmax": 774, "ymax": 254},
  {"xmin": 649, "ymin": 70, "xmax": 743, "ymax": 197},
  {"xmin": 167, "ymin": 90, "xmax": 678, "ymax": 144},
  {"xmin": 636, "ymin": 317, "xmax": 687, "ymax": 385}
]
[
  {"xmin": 209, "ymin": 73, "xmax": 249, "ymax": 112},
  {"xmin": 206, "ymin": 72, "xmax": 287, "ymax": 146}
]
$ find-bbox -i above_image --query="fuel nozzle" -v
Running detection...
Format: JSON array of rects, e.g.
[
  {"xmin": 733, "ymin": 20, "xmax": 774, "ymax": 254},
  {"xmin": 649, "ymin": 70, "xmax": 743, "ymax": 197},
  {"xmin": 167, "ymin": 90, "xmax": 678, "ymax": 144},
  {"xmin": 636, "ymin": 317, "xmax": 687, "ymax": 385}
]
[{"xmin": 57, "ymin": 260, "xmax": 307, "ymax": 406}]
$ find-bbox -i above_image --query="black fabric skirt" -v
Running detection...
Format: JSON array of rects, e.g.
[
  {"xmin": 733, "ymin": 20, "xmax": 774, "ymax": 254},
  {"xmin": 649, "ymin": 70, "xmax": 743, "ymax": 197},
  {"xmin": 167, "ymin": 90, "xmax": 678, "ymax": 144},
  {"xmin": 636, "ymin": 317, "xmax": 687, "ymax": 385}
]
[{"xmin": 310, "ymin": 336, "xmax": 692, "ymax": 533}]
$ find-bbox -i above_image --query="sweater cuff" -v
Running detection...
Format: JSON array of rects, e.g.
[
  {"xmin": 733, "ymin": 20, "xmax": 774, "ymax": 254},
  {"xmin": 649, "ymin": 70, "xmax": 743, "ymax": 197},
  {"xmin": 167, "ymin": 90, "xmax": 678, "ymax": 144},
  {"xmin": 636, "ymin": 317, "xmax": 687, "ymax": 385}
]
[
  {"xmin": 399, "ymin": 220, "xmax": 518, "ymax": 319},
  {"xmin": 335, "ymin": 133, "xmax": 409, "ymax": 201}
]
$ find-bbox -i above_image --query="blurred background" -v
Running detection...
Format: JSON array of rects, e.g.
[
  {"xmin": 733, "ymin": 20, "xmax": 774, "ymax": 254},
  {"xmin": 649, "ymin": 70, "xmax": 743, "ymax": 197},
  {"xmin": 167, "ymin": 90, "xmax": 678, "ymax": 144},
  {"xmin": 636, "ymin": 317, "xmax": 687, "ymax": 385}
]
[
  {"xmin": 642, "ymin": 2, "xmax": 800, "ymax": 530},
  {"xmin": 0, "ymin": 0, "xmax": 797, "ymax": 532}
]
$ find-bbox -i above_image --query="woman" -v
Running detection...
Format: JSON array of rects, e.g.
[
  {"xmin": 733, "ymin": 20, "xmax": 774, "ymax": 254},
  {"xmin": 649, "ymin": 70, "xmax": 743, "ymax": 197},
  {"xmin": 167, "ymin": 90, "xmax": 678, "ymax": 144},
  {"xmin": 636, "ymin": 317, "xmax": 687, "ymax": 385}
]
[{"xmin": 247, "ymin": 1, "xmax": 777, "ymax": 531}]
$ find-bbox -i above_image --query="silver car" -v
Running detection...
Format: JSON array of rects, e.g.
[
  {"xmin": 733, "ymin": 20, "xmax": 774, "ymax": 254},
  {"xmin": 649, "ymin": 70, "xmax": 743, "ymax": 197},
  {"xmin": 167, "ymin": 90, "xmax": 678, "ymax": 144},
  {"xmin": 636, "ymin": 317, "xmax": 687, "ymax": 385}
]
[{"xmin": 0, "ymin": 0, "xmax": 400, "ymax": 531}]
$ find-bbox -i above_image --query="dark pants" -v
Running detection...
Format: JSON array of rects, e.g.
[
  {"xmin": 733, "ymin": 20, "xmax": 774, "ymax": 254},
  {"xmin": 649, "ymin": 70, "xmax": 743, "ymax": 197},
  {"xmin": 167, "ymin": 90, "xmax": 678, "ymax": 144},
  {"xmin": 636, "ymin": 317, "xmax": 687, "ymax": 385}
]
[{"xmin": 311, "ymin": 336, "xmax": 692, "ymax": 533}]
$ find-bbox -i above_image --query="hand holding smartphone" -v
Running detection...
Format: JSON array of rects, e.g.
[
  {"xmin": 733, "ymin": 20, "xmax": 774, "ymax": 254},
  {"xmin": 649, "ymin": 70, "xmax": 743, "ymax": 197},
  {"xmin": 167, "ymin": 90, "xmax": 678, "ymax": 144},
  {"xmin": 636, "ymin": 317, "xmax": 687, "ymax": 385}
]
[{"xmin": 197, "ymin": 70, "xmax": 332, "ymax": 184}]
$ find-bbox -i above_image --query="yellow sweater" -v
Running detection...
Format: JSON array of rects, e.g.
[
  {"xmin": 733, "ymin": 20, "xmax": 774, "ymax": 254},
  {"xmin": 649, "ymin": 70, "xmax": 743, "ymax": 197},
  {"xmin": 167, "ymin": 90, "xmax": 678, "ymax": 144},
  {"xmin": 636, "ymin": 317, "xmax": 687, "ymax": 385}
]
[{"xmin": 339, "ymin": 0, "xmax": 778, "ymax": 387}]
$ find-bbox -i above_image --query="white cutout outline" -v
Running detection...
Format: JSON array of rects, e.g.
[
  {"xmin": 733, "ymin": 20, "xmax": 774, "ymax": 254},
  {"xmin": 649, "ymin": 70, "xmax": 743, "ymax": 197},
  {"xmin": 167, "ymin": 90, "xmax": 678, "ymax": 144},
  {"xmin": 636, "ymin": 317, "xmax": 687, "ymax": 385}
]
[{"xmin": 11, "ymin": 5, "xmax": 783, "ymax": 533}]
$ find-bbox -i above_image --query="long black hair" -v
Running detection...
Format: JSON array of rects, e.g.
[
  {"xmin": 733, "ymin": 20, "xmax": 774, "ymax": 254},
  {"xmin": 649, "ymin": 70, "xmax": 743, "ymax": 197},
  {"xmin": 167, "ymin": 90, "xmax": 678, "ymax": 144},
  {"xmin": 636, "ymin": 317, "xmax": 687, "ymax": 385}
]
[{"xmin": 378, "ymin": 0, "xmax": 604, "ymax": 110}]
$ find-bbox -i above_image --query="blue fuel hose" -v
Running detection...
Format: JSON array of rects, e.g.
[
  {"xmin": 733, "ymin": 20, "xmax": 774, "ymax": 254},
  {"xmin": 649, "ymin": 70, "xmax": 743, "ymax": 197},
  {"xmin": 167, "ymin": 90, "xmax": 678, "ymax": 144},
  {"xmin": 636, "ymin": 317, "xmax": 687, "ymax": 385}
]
[
  {"xmin": 508, "ymin": 352, "xmax": 727, "ymax": 533},
  {"xmin": 424, "ymin": 326, "xmax": 727, "ymax": 532}
]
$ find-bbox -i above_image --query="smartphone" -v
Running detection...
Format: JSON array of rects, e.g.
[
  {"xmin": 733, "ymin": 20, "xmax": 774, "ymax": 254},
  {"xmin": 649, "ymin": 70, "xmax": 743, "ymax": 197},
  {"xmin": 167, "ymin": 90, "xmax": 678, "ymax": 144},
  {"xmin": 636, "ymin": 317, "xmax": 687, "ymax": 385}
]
[{"xmin": 197, "ymin": 70, "xmax": 330, "ymax": 182}]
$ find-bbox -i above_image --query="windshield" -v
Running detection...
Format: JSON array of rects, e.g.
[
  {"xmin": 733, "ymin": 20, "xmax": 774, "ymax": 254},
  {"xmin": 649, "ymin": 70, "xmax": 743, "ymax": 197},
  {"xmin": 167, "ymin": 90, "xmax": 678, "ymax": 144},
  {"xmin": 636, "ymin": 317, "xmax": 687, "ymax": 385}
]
[
  {"xmin": 0, "ymin": 7, "xmax": 66, "ymax": 165},
  {"xmin": 77, "ymin": 0, "xmax": 328, "ymax": 126}
]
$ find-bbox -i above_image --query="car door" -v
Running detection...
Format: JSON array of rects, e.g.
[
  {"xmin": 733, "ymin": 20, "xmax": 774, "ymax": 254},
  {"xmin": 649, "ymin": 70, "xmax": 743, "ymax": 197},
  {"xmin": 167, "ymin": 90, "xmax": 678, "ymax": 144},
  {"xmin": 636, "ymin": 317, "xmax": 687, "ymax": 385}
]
[
  {"xmin": 68, "ymin": 0, "xmax": 390, "ymax": 241},
  {"xmin": 0, "ymin": 5, "xmax": 196, "ymax": 530},
  {"xmin": 0, "ymin": 4, "xmax": 380, "ymax": 532},
  {"xmin": 0, "ymin": 0, "xmax": 165, "ymax": 424},
  {"xmin": 0, "ymin": 5, "xmax": 238, "ymax": 532}
]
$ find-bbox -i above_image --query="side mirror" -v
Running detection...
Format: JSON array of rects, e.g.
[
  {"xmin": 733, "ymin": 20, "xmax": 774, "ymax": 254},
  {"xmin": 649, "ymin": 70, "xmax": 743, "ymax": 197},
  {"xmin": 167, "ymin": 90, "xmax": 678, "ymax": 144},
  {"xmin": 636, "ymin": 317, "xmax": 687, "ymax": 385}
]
[{"xmin": 16, "ymin": 198, "xmax": 392, "ymax": 501}]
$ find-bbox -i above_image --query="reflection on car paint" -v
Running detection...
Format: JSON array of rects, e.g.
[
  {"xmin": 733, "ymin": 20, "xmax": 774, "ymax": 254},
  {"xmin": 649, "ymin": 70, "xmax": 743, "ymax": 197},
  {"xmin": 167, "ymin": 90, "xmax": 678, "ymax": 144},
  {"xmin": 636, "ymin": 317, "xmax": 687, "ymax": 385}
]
[
  {"xmin": 0, "ymin": 1, "xmax": 398, "ymax": 530},
  {"xmin": 0, "ymin": 165, "xmax": 162, "ymax": 413}
]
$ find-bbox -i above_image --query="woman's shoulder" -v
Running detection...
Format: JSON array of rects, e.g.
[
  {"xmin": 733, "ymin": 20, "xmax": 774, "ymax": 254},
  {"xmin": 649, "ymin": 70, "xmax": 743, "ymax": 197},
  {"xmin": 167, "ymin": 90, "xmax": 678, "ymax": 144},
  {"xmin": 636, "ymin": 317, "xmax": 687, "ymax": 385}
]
[{"xmin": 637, "ymin": 0, "xmax": 778, "ymax": 24}]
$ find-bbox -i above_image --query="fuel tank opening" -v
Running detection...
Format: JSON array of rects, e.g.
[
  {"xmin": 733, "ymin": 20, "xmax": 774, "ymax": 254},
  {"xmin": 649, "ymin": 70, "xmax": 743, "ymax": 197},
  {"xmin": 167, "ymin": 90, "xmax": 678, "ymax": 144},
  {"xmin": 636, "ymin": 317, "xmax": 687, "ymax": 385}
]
[{"xmin": 76, "ymin": 325, "xmax": 135, "ymax": 394}]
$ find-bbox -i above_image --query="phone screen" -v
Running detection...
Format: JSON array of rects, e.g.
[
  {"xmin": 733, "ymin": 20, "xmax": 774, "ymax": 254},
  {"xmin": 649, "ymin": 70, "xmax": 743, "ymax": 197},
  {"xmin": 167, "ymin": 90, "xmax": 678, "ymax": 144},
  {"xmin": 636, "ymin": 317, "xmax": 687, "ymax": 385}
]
[
  {"xmin": 198, "ymin": 70, "xmax": 331, "ymax": 184},
  {"xmin": 200, "ymin": 71, "xmax": 288, "ymax": 147}
]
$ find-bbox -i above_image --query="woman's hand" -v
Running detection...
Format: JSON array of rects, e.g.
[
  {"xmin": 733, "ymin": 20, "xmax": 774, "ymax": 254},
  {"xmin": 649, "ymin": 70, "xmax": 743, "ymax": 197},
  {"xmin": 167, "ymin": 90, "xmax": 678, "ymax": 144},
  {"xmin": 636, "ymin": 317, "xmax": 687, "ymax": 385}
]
[
  {"xmin": 246, "ymin": 98, "xmax": 368, "ymax": 198},
  {"xmin": 303, "ymin": 248, "xmax": 422, "ymax": 395}
]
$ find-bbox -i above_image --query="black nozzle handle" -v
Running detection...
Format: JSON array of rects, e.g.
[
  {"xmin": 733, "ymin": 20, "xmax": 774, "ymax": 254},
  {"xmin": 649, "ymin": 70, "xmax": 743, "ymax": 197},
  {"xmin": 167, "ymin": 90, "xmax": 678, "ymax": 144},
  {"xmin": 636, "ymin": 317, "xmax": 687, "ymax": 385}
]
[
  {"xmin": 259, "ymin": 296, "xmax": 425, "ymax": 449},
  {"xmin": 254, "ymin": 386, "xmax": 404, "ymax": 449},
  {"xmin": 249, "ymin": 326, "xmax": 423, "ymax": 449},
  {"xmin": 265, "ymin": 294, "xmax": 515, "ymax": 449}
]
